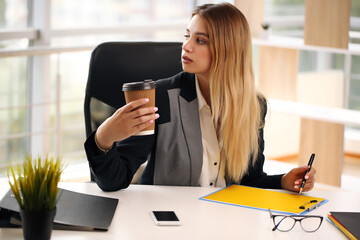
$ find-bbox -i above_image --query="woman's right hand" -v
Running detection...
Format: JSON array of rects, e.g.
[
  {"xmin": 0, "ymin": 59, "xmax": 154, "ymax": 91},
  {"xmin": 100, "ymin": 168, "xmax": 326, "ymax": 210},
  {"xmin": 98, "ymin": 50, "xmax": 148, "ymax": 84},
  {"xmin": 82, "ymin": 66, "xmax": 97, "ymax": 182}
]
[{"xmin": 94, "ymin": 98, "xmax": 159, "ymax": 151}]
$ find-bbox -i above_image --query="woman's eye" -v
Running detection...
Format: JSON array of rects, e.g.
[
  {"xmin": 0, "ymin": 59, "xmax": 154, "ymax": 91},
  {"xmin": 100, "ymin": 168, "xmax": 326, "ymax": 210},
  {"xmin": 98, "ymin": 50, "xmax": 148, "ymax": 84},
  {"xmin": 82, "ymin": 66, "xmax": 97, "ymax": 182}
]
[
  {"xmin": 184, "ymin": 34, "xmax": 190, "ymax": 39},
  {"xmin": 197, "ymin": 38, "xmax": 206, "ymax": 44}
]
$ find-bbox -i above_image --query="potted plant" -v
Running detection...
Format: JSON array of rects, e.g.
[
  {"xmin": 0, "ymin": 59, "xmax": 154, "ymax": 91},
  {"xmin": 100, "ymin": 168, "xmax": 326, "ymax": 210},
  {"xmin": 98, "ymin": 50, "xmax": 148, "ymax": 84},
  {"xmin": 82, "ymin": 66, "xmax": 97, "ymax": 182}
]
[
  {"xmin": 261, "ymin": 22, "xmax": 271, "ymax": 39},
  {"xmin": 7, "ymin": 154, "xmax": 63, "ymax": 240}
]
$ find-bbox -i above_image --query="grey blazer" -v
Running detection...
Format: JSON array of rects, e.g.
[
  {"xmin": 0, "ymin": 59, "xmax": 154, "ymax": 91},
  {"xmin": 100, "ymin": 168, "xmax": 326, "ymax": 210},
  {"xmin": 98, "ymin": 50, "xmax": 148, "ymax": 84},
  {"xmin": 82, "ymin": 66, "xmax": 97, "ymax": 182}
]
[{"xmin": 84, "ymin": 72, "xmax": 283, "ymax": 191}]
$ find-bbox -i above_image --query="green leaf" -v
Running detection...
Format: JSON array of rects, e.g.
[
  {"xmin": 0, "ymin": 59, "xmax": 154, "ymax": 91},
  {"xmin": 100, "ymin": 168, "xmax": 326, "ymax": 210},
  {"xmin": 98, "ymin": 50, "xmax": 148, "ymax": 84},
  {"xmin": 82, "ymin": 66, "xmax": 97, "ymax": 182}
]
[{"xmin": 6, "ymin": 154, "xmax": 64, "ymax": 211}]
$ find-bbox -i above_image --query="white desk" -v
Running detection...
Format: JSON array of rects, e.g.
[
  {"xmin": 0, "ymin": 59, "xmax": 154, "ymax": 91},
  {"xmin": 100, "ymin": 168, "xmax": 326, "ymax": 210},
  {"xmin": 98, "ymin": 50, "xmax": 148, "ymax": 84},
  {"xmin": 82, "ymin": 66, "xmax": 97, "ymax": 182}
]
[{"xmin": 1, "ymin": 182, "xmax": 359, "ymax": 240}]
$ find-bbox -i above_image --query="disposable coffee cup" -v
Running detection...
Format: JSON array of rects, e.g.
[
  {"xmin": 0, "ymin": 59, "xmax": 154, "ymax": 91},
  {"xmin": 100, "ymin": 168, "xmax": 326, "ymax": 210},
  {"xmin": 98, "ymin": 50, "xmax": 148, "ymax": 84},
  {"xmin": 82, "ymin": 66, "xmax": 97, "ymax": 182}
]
[{"xmin": 122, "ymin": 79, "xmax": 156, "ymax": 135}]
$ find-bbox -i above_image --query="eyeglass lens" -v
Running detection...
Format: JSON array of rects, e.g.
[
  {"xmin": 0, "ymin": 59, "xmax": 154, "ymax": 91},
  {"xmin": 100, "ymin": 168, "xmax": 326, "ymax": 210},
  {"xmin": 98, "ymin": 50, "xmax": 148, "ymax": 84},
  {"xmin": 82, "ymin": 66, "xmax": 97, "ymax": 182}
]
[
  {"xmin": 273, "ymin": 216, "xmax": 322, "ymax": 232},
  {"xmin": 299, "ymin": 216, "xmax": 323, "ymax": 232},
  {"xmin": 273, "ymin": 216, "xmax": 295, "ymax": 232}
]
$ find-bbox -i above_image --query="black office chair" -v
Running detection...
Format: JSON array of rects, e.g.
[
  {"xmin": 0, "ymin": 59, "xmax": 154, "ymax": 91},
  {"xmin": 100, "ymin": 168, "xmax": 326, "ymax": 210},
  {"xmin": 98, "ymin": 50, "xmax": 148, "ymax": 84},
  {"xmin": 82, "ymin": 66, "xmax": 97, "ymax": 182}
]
[{"xmin": 84, "ymin": 41, "xmax": 183, "ymax": 181}]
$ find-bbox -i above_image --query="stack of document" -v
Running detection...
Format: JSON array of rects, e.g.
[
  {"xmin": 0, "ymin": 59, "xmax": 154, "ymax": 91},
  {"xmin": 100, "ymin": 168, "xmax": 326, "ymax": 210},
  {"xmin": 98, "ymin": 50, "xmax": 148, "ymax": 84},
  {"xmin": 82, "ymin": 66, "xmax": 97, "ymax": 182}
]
[{"xmin": 327, "ymin": 212, "xmax": 360, "ymax": 240}]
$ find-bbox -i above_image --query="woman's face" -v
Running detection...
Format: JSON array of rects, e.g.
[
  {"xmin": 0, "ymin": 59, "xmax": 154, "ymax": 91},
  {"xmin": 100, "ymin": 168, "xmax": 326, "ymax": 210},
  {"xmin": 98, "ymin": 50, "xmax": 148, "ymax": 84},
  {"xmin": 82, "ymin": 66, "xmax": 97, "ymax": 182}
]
[{"xmin": 182, "ymin": 15, "xmax": 212, "ymax": 79}]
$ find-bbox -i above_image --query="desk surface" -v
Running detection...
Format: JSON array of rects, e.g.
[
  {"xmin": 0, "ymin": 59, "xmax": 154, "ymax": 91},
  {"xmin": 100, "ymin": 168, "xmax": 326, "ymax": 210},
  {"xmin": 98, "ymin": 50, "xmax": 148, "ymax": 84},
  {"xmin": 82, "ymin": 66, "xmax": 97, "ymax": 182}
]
[{"xmin": 1, "ymin": 182, "xmax": 359, "ymax": 240}]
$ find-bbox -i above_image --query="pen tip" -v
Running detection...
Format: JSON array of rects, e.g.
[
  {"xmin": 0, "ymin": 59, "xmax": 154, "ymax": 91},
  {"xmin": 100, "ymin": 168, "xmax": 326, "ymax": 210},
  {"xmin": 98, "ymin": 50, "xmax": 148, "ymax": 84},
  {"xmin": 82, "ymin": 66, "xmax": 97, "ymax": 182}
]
[{"xmin": 299, "ymin": 189, "xmax": 303, "ymax": 195}]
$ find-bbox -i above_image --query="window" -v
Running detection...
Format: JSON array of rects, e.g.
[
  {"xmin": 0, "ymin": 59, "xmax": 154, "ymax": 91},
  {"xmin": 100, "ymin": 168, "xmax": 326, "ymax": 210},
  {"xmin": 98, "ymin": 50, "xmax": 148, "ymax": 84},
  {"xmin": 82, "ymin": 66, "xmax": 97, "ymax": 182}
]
[
  {"xmin": 0, "ymin": 0, "xmax": 358, "ymax": 177},
  {"xmin": 0, "ymin": 0, "xmax": 203, "ymax": 172},
  {"xmin": 264, "ymin": 0, "xmax": 360, "ymax": 130}
]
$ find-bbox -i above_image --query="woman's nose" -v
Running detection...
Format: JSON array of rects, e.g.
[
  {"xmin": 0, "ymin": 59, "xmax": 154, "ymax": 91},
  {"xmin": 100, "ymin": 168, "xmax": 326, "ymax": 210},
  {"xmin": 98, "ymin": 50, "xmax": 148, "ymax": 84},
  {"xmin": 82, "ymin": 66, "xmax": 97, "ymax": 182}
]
[{"xmin": 182, "ymin": 40, "xmax": 193, "ymax": 52}]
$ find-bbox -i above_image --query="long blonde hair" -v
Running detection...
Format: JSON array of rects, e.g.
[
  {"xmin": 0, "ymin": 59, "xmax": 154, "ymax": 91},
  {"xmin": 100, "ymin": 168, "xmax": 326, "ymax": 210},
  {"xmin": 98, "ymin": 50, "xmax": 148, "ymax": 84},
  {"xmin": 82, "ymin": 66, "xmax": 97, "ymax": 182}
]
[{"xmin": 193, "ymin": 3, "xmax": 263, "ymax": 182}]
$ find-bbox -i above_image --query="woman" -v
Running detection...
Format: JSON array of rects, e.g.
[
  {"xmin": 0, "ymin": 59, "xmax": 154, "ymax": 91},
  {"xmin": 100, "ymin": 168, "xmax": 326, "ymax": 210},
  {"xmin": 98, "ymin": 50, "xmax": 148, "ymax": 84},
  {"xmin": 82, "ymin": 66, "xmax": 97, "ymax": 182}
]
[{"xmin": 84, "ymin": 3, "xmax": 316, "ymax": 192}]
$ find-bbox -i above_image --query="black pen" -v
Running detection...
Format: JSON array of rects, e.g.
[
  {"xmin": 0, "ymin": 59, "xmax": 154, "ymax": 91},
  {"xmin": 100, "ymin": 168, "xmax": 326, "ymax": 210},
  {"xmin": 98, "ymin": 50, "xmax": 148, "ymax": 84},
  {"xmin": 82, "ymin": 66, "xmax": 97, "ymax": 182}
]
[{"xmin": 299, "ymin": 153, "xmax": 315, "ymax": 195}]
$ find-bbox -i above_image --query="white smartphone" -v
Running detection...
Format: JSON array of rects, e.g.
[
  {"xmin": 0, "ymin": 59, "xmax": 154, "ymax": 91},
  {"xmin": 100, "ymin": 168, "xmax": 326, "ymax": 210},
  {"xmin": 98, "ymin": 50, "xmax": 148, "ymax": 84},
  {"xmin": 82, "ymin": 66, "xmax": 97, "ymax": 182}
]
[{"xmin": 150, "ymin": 211, "xmax": 181, "ymax": 226}]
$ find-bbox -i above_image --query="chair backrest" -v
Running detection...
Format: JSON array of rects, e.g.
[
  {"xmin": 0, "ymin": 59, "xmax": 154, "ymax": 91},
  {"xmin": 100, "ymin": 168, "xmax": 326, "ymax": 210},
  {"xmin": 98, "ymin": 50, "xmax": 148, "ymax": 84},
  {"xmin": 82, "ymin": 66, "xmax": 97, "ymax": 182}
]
[{"xmin": 84, "ymin": 41, "xmax": 183, "ymax": 138}]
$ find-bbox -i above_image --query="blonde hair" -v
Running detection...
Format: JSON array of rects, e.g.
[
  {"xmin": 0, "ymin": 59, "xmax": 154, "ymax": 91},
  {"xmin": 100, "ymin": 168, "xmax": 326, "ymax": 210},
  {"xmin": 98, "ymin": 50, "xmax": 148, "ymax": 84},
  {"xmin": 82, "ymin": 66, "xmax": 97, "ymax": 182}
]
[{"xmin": 193, "ymin": 3, "xmax": 263, "ymax": 182}]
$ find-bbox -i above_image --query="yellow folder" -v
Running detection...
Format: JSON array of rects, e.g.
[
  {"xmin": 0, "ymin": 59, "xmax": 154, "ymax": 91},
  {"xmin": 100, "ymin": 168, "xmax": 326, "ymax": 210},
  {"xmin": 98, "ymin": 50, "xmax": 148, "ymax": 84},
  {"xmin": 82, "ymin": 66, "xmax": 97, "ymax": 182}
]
[{"xmin": 200, "ymin": 185, "xmax": 327, "ymax": 215}]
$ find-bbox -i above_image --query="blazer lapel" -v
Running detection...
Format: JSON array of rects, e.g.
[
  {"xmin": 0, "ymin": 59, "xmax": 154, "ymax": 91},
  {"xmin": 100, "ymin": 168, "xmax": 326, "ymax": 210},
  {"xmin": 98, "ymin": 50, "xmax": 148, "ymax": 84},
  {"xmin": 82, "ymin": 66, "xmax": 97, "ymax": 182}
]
[{"xmin": 179, "ymin": 75, "xmax": 203, "ymax": 186}]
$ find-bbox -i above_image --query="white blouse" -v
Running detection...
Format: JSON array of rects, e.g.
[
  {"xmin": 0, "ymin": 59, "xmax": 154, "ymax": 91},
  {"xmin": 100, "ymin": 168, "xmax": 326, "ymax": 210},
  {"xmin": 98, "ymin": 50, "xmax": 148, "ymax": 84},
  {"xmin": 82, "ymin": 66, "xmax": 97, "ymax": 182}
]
[{"xmin": 195, "ymin": 78, "xmax": 226, "ymax": 188}]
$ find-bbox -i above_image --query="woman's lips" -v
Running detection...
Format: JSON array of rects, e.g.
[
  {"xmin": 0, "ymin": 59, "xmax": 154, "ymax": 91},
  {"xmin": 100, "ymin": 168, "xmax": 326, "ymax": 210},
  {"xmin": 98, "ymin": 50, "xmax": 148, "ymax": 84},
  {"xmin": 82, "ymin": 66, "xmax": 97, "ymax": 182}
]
[{"xmin": 182, "ymin": 55, "xmax": 193, "ymax": 64}]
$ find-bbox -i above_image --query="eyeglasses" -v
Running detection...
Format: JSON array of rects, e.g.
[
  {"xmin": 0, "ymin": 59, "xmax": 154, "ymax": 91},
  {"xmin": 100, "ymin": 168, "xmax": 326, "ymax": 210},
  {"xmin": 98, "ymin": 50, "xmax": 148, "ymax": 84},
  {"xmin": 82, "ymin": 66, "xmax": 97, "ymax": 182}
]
[{"xmin": 268, "ymin": 209, "xmax": 323, "ymax": 232}]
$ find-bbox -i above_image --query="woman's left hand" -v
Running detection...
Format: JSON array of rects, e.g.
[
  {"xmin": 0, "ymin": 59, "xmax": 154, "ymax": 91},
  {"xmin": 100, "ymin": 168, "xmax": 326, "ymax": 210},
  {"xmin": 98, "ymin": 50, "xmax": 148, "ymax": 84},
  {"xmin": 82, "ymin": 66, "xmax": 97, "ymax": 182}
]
[{"xmin": 281, "ymin": 166, "xmax": 316, "ymax": 192}]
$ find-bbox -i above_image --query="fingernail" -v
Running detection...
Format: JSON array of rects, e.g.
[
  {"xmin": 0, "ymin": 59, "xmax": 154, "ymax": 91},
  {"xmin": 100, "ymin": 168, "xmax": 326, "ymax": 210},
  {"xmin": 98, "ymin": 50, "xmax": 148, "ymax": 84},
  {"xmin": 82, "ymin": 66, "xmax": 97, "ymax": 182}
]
[
  {"xmin": 149, "ymin": 120, "xmax": 154, "ymax": 123},
  {"xmin": 294, "ymin": 181, "xmax": 299, "ymax": 185},
  {"xmin": 145, "ymin": 98, "xmax": 149, "ymax": 102},
  {"xmin": 305, "ymin": 175, "xmax": 309, "ymax": 179},
  {"xmin": 294, "ymin": 186, "xmax": 299, "ymax": 189},
  {"xmin": 155, "ymin": 114, "xmax": 160, "ymax": 118},
  {"xmin": 154, "ymin": 107, "xmax": 158, "ymax": 111}
]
